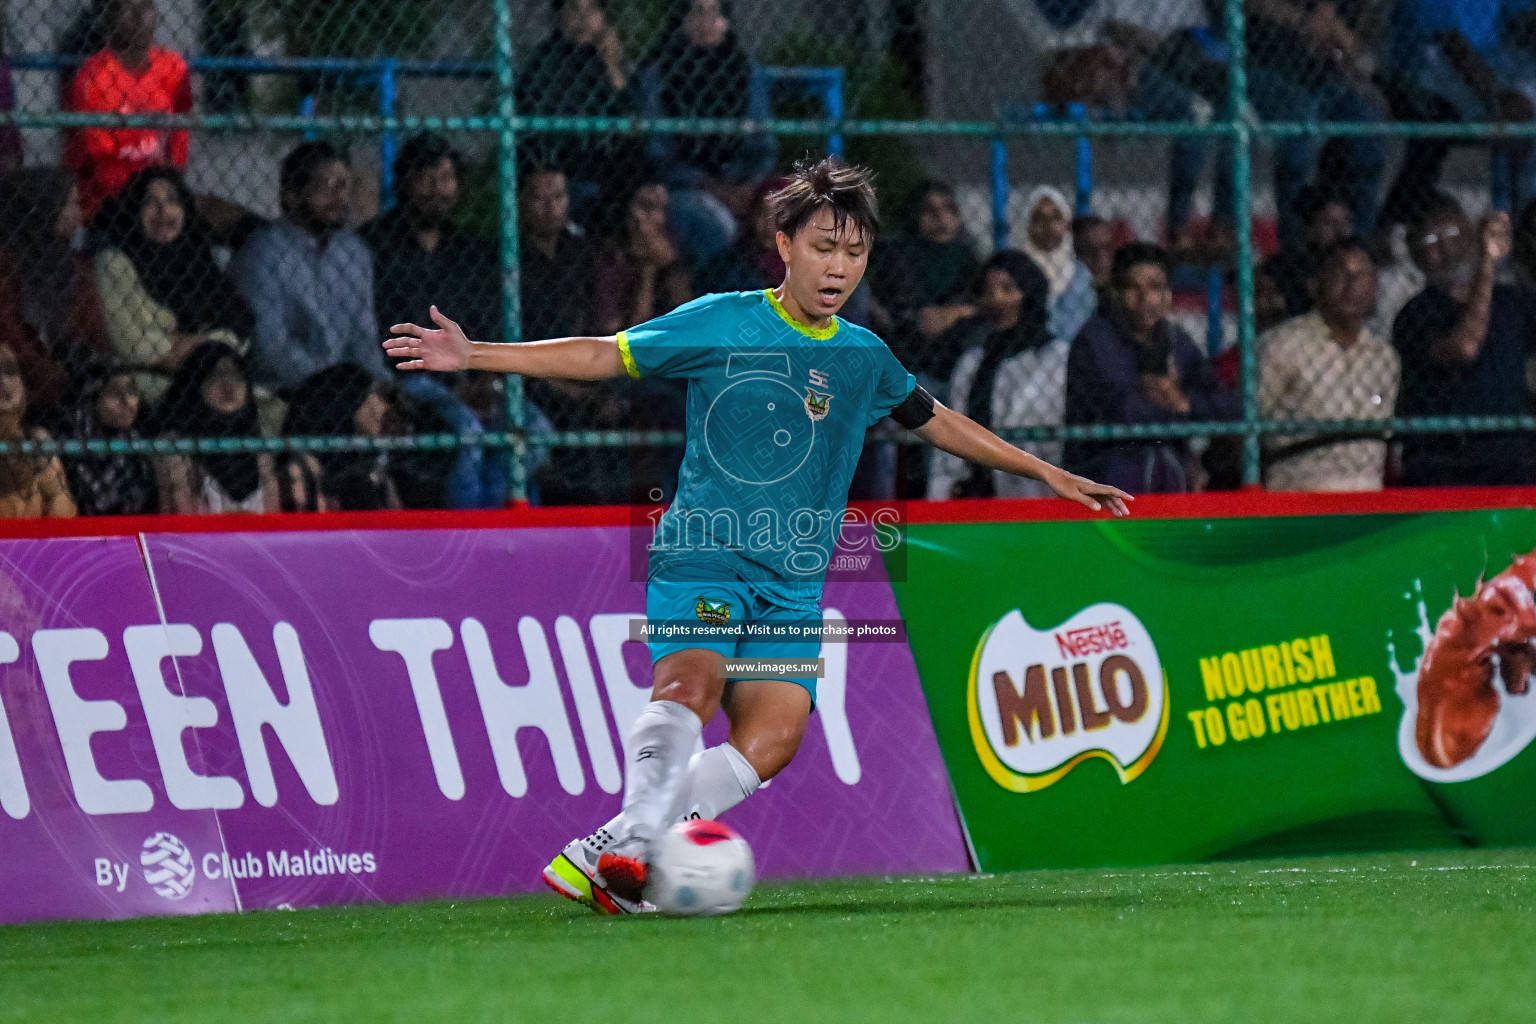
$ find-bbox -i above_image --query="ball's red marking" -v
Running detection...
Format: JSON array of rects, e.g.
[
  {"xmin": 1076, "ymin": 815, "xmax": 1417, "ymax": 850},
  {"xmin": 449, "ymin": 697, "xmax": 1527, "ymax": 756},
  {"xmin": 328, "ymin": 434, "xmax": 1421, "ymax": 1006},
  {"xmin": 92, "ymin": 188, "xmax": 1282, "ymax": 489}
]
[{"xmin": 679, "ymin": 819, "xmax": 740, "ymax": 846}]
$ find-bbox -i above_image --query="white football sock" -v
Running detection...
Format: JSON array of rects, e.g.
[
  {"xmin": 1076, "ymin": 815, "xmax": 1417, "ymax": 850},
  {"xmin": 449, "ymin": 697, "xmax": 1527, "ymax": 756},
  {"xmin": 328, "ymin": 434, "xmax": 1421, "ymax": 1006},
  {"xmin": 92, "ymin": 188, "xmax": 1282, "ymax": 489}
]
[
  {"xmin": 666, "ymin": 743, "xmax": 762, "ymax": 824},
  {"xmin": 590, "ymin": 743, "xmax": 761, "ymax": 851},
  {"xmin": 614, "ymin": 700, "xmax": 702, "ymax": 848}
]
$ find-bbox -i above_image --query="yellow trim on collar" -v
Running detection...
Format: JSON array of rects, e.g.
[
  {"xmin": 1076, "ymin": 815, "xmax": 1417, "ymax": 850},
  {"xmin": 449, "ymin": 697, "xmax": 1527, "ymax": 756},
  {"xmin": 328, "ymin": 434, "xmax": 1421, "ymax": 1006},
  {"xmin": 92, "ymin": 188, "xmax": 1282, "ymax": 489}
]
[
  {"xmin": 616, "ymin": 330, "xmax": 640, "ymax": 378},
  {"xmin": 763, "ymin": 289, "xmax": 840, "ymax": 340}
]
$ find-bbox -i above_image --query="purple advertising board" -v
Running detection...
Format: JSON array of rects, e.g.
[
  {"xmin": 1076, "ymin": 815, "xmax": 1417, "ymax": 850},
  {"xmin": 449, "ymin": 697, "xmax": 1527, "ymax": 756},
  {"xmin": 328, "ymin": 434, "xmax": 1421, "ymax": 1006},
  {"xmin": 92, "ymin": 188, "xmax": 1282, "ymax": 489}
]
[
  {"xmin": 0, "ymin": 537, "xmax": 236, "ymax": 924},
  {"xmin": 0, "ymin": 526, "xmax": 967, "ymax": 923}
]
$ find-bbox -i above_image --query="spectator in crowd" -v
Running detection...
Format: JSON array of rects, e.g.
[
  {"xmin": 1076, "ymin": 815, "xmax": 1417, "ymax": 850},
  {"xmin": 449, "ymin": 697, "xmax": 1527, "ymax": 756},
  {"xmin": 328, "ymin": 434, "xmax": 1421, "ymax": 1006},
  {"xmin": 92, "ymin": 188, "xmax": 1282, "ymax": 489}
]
[
  {"xmin": 1393, "ymin": 194, "xmax": 1534, "ymax": 486},
  {"xmin": 1020, "ymin": 186, "xmax": 1098, "ymax": 344},
  {"xmin": 1203, "ymin": 257, "xmax": 1294, "ymax": 490},
  {"xmin": 150, "ymin": 342, "xmax": 276, "ymax": 513},
  {"xmin": 867, "ymin": 180, "xmax": 981, "ymax": 383},
  {"xmin": 535, "ymin": 176, "xmax": 688, "ymax": 506},
  {"xmin": 593, "ymin": 177, "xmax": 691, "ymax": 336},
  {"xmin": 695, "ymin": 176, "xmax": 786, "ymax": 295},
  {"xmin": 1267, "ymin": 185, "xmax": 1356, "ymax": 319},
  {"xmin": 1259, "ymin": 237, "xmax": 1399, "ymax": 491},
  {"xmin": 1378, "ymin": 0, "xmax": 1536, "ymax": 232},
  {"xmin": 640, "ymin": 0, "xmax": 773, "ymax": 262},
  {"xmin": 233, "ymin": 141, "xmax": 388, "ymax": 394},
  {"xmin": 517, "ymin": 0, "xmax": 637, "ymax": 214},
  {"xmin": 61, "ymin": 355, "xmax": 158, "ymax": 516},
  {"xmin": 359, "ymin": 133, "xmax": 504, "ymax": 509},
  {"xmin": 1096, "ymin": 0, "xmax": 1223, "ymax": 252},
  {"xmin": 280, "ymin": 363, "xmax": 402, "ymax": 512},
  {"xmin": 929, "ymin": 251, "xmax": 1067, "ymax": 500},
  {"xmin": 1065, "ymin": 242, "xmax": 1234, "ymax": 493},
  {"xmin": 362, "ymin": 134, "xmax": 499, "ymax": 350},
  {"xmin": 519, "ymin": 166, "xmax": 594, "ymax": 344},
  {"xmin": 0, "ymin": 342, "xmax": 77, "ymax": 519},
  {"xmin": 1232, "ymin": 0, "xmax": 1388, "ymax": 245},
  {"xmin": 1126, "ymin": 0, "xmax": 1384, "ymax": 251},
  {"xmin": 65, "ymin": 0, "xmax": 191, "ymax": 221},
  {"xmin": 94, "ymin": 166, "xmax": 253, "ymax": 406},
  {"xmin": 0, "ymin": 168, "xmax": 111, "ymax": 417},
  {"xmin": 1073, "ymin": 214, "xmax": 1117, "ymax": 303}
]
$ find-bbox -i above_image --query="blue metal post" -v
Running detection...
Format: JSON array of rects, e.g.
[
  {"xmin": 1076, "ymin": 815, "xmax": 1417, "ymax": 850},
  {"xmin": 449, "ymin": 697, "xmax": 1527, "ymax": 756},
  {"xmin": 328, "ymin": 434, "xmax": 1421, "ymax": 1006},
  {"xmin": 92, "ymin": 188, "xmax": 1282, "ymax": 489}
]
[
  {"xmin": 379, "ymin": 60, "xmax": 398, "ymax": 210},
  {"xmin": 1069, "ymin": 103, "xmax": 1093, "ymax": 215},
  {"xmin": 1205, "ymin": 268, "xmax": 1224, "ymax": 357},
  {"xmin": 991, "ymin": 138, "xmax": 1008, "ymax": 252},
  {"xmin": 827, "ymin": 70, "xmax": 844, "ymax": 157}
]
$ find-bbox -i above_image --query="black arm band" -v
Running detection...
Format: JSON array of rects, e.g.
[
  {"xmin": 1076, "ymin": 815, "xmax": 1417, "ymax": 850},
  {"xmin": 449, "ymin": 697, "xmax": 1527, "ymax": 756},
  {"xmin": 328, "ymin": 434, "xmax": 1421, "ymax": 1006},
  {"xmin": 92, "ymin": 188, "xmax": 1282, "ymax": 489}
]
[{"xmin": 890, "ymin": 384, "xmax": 936, "ymax": 429}]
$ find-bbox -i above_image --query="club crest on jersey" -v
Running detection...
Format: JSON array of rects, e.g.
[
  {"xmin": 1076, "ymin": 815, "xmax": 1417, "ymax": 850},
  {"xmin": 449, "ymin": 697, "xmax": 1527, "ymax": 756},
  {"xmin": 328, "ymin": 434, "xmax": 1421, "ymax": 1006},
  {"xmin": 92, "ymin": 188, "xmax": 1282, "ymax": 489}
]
[
  {"xmin": 695, "ymin": 598, "xmax": 732, "ymax": 626},
  {"xmin": 804, "ymin": 388, "xmax": 832, "ymax": 422}
]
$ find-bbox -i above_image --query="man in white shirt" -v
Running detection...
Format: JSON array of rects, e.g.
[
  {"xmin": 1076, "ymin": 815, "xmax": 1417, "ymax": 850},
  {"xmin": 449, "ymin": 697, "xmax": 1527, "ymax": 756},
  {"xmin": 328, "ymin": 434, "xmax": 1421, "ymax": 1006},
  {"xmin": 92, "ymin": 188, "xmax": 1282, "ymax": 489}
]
[{"xmin": 1259, "ymin": 237, "xmax": 1400, "ymax": 491}]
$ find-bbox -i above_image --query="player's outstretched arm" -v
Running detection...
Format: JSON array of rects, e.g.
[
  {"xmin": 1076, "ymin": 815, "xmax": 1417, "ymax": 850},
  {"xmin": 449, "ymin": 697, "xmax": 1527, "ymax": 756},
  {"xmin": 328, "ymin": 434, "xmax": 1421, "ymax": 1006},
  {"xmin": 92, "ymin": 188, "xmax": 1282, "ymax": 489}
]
[
  {"xmin": 914, "ymin": 402, "xmax": 1133, "ymax": 516},
  {"xmin": 384, "ymin": 306, "xmax": 626, "ymax": 380}
]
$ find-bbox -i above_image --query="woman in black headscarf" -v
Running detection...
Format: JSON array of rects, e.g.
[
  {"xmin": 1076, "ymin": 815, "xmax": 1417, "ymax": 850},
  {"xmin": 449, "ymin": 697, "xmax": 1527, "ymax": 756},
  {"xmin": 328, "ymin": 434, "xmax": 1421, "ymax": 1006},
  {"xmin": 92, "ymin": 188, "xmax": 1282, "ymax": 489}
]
[
  {"xmin": 929, "ymin": 250, "xmax": 1069, "ymax": 500},
  {"xmin": 0, "ymin": 166, "xmax": 112, "ymax": 415},
  {"xmin": 151, "ymin": 341, "xmax": 276, "ymax": 514},
  {"xmin": 281, "ymin": 363, "xmax": 402, "ymax": 512},
  {"xmin": 62, "ymin": 354, "xmax": 158, "ymax": 516},
  {"xmin": 94, "ymin": 166, "xmax": 254, "ymax": 405}
]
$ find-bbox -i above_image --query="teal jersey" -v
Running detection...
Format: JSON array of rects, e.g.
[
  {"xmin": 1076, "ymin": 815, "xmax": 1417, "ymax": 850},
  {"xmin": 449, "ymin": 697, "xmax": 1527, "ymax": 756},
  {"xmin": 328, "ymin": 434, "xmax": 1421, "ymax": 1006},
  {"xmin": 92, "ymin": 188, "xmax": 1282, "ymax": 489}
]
[{"xmin": 619, "ymin": 289, "xmax": 915, "ymax": 611}]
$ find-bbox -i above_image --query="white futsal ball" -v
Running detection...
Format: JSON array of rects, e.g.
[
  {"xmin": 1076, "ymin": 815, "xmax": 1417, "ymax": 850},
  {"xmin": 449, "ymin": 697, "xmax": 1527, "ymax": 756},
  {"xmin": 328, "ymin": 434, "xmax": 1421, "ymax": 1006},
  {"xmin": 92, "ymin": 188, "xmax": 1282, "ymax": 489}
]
[{"xmin": 649, "ymin": 819, "xmax": 755, "ymax": 917}]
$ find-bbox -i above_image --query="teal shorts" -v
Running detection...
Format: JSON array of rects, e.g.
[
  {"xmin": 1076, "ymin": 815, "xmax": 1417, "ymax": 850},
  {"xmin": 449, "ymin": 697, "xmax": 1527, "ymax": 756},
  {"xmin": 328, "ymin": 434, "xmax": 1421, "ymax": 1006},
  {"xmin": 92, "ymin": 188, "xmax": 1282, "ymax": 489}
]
[{"xmin": 645, "ymin": 579, "xmax": 822, "ymax": 700}]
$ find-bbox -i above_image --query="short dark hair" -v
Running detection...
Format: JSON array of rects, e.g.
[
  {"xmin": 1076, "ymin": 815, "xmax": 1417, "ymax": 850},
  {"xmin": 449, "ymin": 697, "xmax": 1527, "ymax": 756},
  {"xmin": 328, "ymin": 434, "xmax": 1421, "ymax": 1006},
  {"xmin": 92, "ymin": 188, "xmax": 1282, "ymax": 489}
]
[
  {"xmin": 1072, "ymin": 214, "xmax": 1108, "ymax": 235},
  {"xmin": 280, "ymin": 140, "xmax": 346, "ymax": 197},
  {"xmin": 1293, "ymin": 183, "xmax": 1352, "ymax": 224},
  {"xmin": 1111, "ymin": 241, "xmax": 1170, "ymax": 286},
  {"xmin": 771, "ymin": 156, "xmax": 879, "ymax": 242},
  {"xmin": 1408, "ymin": 190, "xmax": 1465, "ymax": 241},
  {"xmin": 519, "ymin": 165, "xmax": 564, "ymax": 192},
  {"xmin": 1310, "ymin": 236, "xmax": 1374, "ymax": 278},
  {"xmin": 394, "ymin": 132, "xmax": 460, "ymax": 189}
]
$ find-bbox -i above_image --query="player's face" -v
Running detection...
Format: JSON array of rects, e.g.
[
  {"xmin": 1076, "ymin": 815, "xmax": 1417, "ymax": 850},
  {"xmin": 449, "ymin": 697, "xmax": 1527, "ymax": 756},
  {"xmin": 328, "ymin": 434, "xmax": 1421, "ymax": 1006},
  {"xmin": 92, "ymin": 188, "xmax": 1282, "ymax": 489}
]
[{"xmin": 777, "ymin": 210, "xmax": 870, "ymax": 321}]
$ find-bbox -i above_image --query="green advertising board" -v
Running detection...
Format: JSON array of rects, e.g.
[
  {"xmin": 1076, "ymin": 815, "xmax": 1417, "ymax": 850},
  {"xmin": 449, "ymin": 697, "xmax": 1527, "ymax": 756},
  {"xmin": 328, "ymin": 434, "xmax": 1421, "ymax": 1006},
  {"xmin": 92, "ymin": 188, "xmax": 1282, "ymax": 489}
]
[{"xmin": 892, "ymin": 508, "xmax": 1536, "ymax": 871}]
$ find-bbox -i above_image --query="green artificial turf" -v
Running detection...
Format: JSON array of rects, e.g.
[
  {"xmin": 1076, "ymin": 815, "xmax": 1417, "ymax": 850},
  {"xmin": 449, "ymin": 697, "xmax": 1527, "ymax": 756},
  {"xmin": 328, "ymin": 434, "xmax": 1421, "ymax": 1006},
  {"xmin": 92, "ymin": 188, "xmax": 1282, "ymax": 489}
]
[{"xmin": 2, "ymin": 846, "xmax": 1530, "ymax": 1023}]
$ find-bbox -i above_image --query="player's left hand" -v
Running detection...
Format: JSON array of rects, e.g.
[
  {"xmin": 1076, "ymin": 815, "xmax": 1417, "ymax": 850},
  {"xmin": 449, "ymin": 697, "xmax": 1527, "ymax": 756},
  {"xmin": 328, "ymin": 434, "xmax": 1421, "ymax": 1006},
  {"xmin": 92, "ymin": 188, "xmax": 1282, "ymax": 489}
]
[{"xmin": 1043, "ymin": 467, "xmax": 1133, "ymax": 517}]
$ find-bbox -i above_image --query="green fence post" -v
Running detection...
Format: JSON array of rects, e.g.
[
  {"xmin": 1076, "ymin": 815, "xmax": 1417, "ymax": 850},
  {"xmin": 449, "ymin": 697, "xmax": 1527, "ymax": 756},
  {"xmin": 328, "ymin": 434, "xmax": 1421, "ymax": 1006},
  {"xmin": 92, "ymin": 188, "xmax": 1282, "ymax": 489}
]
[
  {"xmin": 1226, "ymin": 0, "xmax": 1259, "ymax": 486},
  {"xmin": 494, "ymin": 0, "xmax": 527, "ymax": 503}
]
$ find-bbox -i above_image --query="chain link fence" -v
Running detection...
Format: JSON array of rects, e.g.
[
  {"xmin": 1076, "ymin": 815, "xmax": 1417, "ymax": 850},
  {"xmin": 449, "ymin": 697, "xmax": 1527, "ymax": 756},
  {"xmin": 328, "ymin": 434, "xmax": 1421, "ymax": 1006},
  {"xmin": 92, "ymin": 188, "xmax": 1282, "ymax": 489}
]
[{"xmin": 0, "ymin": 0, "xmax": 1534, "ymax": 517}]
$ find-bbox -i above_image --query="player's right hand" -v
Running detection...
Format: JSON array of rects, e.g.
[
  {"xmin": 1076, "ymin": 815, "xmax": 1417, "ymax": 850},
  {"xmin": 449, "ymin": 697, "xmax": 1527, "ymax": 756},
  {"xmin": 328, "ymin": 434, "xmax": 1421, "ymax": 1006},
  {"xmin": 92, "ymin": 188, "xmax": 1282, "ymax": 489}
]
[{"xmin": 385, "ymin": 305, "xmax": 472, "ymax": 372}]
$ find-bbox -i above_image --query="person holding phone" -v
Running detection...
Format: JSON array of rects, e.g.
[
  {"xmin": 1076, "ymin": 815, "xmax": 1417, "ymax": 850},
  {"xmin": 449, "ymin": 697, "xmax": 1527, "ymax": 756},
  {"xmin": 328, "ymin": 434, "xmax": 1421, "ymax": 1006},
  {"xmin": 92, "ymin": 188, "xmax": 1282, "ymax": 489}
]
[{"xmin": 1064, "ymin": 242, "xmax": 1238, "ymax": 493}]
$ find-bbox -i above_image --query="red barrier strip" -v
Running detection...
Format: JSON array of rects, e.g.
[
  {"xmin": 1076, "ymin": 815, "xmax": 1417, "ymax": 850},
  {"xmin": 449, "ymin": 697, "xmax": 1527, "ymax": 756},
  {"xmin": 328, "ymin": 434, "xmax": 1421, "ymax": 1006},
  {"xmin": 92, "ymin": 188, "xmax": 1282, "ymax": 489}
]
[{"xmin": 1, "ymin": 487, "xmax": 1534, "ymax": 541}]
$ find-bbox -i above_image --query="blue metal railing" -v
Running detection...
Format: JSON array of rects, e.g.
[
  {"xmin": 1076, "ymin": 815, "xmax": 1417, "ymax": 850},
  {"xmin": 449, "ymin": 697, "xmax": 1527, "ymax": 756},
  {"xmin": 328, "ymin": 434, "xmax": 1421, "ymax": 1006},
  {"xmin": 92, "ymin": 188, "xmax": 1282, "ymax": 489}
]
[{"xmin": 12, "ymin": 54, "xmax": 843, "ymax": 206}]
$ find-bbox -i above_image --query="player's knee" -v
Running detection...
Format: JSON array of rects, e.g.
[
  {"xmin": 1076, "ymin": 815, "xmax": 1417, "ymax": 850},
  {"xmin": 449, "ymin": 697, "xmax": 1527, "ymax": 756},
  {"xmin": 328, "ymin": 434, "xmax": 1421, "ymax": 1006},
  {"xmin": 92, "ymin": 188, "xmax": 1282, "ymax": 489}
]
[
  {"xmin": 732, "ymin": 721, "xmax": 806, "ymax": 781},
  {"xmin": 651, "ymin": 654, "xmax": 725, "ymax": 721}
]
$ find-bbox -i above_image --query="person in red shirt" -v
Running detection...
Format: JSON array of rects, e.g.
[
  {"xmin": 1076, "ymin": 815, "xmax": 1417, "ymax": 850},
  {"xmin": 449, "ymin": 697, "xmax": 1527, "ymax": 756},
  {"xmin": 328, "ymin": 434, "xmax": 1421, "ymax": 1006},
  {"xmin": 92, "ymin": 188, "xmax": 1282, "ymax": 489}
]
[{"xmin": 65, "ymin": 0, "xmax": 191, "ymax": 220}]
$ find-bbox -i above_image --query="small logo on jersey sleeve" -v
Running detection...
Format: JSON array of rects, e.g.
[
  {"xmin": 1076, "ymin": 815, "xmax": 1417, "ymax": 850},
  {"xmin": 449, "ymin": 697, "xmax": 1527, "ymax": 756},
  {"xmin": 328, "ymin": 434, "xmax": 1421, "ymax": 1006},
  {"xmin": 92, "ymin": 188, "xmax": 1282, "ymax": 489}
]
[{"xmin": 804, "ymin": 388, "xmax": 832, "ymax": 422}]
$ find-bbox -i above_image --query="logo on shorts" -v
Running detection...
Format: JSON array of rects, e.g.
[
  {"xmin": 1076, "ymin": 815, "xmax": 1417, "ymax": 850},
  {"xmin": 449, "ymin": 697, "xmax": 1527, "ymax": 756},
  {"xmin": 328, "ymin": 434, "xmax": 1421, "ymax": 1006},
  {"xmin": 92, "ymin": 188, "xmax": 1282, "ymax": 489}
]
[
  {"xmin": 970, "ymin": 603, "xmax": 1168, "ymax": 793},
  {"xmin": 695, "ymin": 598, "xmax": 732, "ymax": 626},
  {"xmin": 804, "ymin": 388, "xmax": 832, "ymax": 422}
]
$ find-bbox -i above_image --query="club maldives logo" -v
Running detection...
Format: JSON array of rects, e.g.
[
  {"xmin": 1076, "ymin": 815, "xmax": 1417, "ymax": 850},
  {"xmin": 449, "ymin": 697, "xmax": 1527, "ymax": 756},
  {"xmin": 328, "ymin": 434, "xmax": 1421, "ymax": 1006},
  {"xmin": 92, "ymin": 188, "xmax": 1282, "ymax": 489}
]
[
  {"xmin": 968, "ymin": 603, "xmax": 1169, "ymax": 792},
  {"xmin": 140, "ymin": 832, "xmax": 196, "ymax": 900}
]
